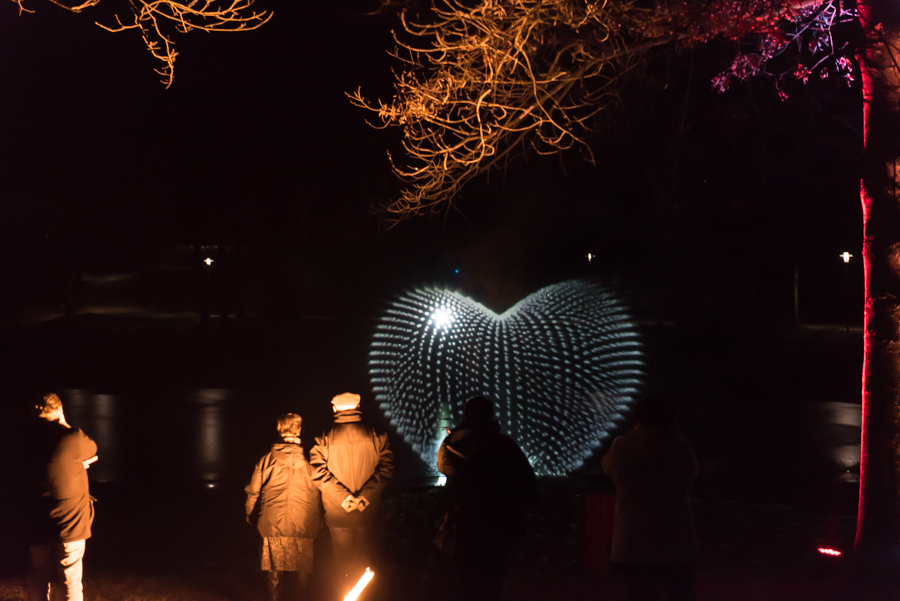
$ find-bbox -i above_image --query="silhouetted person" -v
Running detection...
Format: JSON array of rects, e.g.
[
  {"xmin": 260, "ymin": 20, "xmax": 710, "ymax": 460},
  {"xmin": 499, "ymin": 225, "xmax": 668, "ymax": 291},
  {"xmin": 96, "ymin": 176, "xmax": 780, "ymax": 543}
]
[
  {"xmin": 25, "ymin": 393, "xmax": 98, "ymax": 601},
  {"xmin": 436, "ymin": 396, "xmax": 538, "ymax": 601},
  {"xmin": 245, "ymin": 413, "xmax": 323, "ymax": 601},
  {"xmin": 310, "ymin": 393, "xmax": 393, "ymax": 594},
  {"xmin": 602, "ymin": 392, "xmax": 699, "ymax": 601}
]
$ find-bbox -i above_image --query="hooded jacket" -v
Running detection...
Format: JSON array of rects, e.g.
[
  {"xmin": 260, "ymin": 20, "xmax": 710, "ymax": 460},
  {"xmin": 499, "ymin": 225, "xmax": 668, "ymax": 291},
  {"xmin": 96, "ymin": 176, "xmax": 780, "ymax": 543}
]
[
  {"xmin": 310, "ymin": 409, "xmax": 394, "ymax": 528},
  {"xmin": 245, "ymin": 442, "xmax": 323, "ymax": 539}
]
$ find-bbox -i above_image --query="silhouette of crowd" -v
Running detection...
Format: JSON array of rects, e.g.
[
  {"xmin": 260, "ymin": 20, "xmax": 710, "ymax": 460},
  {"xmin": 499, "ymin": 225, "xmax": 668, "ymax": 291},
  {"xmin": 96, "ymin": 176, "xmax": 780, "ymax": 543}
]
[{"xmin": 17, "ymin": 389, "xmax": 697, "ymax": 601}]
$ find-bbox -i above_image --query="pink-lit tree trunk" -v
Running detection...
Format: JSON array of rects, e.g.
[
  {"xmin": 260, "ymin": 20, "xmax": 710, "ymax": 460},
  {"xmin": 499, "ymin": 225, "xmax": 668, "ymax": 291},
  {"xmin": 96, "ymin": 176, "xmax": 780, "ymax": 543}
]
[{"xmin": 855, "ymin": 0, "xmax": 900, "ymax": 559}]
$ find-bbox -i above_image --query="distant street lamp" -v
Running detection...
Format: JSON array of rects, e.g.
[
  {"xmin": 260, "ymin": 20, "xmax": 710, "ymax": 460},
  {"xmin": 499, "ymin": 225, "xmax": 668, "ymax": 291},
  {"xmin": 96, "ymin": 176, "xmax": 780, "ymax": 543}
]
[
  {"xmin": 841, "ymin": 252, "xmax": 852, "ymax": 331},
  {"xmin": 586, "ymin": 253, "xmax": 595, "ymax": 262},
  {"xmin": 204, "ymin": 257, "xmax": 214, "ymax": 266}
]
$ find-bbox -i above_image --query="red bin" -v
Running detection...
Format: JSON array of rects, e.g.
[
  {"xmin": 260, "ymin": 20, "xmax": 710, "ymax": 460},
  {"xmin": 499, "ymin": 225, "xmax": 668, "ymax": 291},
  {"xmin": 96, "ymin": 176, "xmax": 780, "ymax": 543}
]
[{"xmin": 578, "ymin": 492, "xmax": 615, "ymax": 574}]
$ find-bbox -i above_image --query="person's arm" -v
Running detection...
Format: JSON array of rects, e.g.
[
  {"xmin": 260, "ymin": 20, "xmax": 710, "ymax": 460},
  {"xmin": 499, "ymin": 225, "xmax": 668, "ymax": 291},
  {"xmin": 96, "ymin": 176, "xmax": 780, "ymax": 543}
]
[
  {"xmin": 78, "ymin": 430, "xmax": 98, "ymax": 462},
  {"xmin": 357, "ymin": 431, "xmax": 394, "ymax": 507},
  {"xmin": 244, "ymin": 458, "xmax": 265, "ymax": 523},
  {"xmin": 309, "ymin": 436, "xmax": 355, "ymax": 510},
  {"xmin": 601, "ymin": 437, "xmax": 619, "ymax": 477}
]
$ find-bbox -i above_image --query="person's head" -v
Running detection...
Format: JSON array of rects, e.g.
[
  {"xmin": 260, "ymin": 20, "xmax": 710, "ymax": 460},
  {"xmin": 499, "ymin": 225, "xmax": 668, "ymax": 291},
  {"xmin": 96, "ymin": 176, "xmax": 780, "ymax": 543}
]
[
  {"xmin": 633, "ymin": 391, "xmax": 677, "ymax": 428},
  {"xmin": 36, "ymin": 393, "xmax": 63, "ymax": 422},
  {"xmin": 462, "ymin": 396, "xmax": 494, "ymax": 428},
  {"xmin": 277, "ymin": 413, "xmax": 303, "ymax": 440},
  {"xmin": 331, "ymin": 392, "xmax": 361, "ymax": 413}
]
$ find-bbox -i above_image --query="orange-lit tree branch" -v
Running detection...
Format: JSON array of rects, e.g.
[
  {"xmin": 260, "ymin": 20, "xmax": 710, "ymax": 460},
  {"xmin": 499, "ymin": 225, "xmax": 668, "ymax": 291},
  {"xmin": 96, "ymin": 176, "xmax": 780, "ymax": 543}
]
[
  {"xmin": 350, "ymin": 0, "xmax": 637, "ymax": 223},
  {"xmin": 352, "ymin": 0, "xmax": 842, "ymax": 225},
  {"xmin": 11, "ymin": 0, "xmax": 271, "ymax": 87}
]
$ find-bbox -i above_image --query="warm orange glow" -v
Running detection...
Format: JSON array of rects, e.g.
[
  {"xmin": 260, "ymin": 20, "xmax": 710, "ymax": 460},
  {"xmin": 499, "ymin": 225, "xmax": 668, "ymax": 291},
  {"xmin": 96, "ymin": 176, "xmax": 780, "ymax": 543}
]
[
  {"xmin": 343, "ymin": 568, "xmax": 374, "ymax": 601},
  {"xmin": 20, "ymin": 0, "xmax": 271, "ymax": 87}
]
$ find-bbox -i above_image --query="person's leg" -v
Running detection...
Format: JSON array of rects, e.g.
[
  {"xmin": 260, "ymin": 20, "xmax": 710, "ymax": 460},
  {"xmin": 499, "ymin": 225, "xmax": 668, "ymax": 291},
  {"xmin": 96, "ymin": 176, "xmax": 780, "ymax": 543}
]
[
  {"xmin": 660, "ymin": 563, "xmax": 697, "ymax": 601},
  {"xmin": 265, "ymin": 570, "xmax": 282, "ymax": 601},
  {"xmin": 26, "ymin": 545, "xmax": 54, "ymax": 601},
  {"xmin": 617, "ymin": 563, "xmax": 659, "ymax": 601},
  {"xmin": 329, "ymin": 527, "xmax": 374, "ymax": 582},
  {"xmin": 55, "ymin": 540, "xmax": 86, "ymax": 601},
  {"xmin": 454, "ymin": 530, "xmax": 510, "ymax": 601}
]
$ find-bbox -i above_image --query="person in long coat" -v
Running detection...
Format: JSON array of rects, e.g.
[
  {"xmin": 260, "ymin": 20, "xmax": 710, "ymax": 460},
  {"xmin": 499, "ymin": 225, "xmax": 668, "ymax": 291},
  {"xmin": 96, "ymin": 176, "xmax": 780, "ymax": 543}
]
[
  {"xmin": 310, "ymin": 392, "xmax": 393, "ymax": 594},
  {"xmin": 601, "ymin": 392, "xmax": 699, "ymax": 601},
  {"xmin": 436, "ymin": 396, "xmax": 538, "ymax": 601},
  {"xmin": 245, "ymin": 413, "xmax": 323, "ymax": 601}
]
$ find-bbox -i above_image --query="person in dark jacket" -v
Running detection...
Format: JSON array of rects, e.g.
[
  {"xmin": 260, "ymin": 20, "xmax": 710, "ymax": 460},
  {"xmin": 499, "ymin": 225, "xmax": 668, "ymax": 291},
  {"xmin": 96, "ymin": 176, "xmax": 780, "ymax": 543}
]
[
  {"xmin": 436, "ymin": 396, "xmax": 538, "ymax": 601},
  {"xmin": 26, "ymin": 392, "xmax": 98, "ymax": 601},
  {"xmin": 310, "ymin": 393, "xmax": 393, "ymax": 593},
  {"xmin": 245, "ymin": 413, "xmax": 323, "ymax": 601}
]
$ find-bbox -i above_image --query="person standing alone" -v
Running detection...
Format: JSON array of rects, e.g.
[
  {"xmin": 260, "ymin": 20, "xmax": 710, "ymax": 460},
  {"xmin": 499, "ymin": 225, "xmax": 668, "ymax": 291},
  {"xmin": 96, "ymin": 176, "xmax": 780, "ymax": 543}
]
[
  {"xmin": 310, "ymin": 393, "xmax": 393, "ymax": 593},
  {"xmin": 25, "ymin": 393, "xmax": 98, "ymax": 601}
]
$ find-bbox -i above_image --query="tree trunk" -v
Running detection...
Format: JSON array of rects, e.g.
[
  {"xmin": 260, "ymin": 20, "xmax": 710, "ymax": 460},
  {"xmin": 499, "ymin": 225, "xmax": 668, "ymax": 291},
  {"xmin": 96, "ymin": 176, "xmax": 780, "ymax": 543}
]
[{"xmin": 855, "ymin": 0, "xmax": 900, "ymax": 560}]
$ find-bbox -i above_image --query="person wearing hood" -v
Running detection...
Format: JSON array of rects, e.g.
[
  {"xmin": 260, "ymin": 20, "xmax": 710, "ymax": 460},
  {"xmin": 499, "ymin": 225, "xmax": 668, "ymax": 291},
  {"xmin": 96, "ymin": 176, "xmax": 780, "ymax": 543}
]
[
  {"xmin": 310, "ymin": 393, "xmax": 394, "ymax": 593},
  {"xmin": 245, "ymin": 413, "xmax": 323, "ymax": 601},
  {"xmin": 436, "ymin": 395, "xmax": 538, "ymax": 601}
]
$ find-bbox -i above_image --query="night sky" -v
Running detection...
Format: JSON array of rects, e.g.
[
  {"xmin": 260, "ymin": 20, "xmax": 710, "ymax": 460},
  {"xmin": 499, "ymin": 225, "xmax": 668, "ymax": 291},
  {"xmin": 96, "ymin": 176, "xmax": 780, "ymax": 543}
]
[{"xmin": 0, "ymin": 0, "xmax": 865, "ymax": 322}]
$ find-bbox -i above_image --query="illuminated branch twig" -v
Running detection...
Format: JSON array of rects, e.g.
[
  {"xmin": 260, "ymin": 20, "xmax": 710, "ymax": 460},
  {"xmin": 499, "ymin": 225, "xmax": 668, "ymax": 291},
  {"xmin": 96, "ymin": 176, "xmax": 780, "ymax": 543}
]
[
  {"xmin": 351, "ymin": 0, "xmax": 843, "ymax": 226},
  {"xmin": 11, "ymin": 0, "xmax": 272, "ymax": 87}
]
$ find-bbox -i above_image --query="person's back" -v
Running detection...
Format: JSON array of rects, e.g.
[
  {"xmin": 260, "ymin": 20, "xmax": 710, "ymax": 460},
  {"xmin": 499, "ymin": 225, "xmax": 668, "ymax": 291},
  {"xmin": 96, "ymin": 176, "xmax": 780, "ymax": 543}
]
[
  {"xmin": 603, "ymin": 423, "xmax": 697, "ymax": 564},
  {"xmin": 245, "ymin": 412, "xmax": 322, "ymax": 601},
  {"xmin": 310, "ymin": 393, "xmax": 393, "ymax": 595},
  {"xmin": 436, "ymin": 396, "xmax": 537, "ymax": 601},
  {"xmin": 247, "ymin": 442, "xmax": 321, "ymax": 539},
  {"xmin": 316, "ymin": 420, "xmax": 382, "ymax": 519},
  {"xmin": 602, "ymin": 392, "xmax": 698, "ymax": 601},
  {"xmin": 25, "ymin": 393, "xmax": 97, "ymax": 601}
]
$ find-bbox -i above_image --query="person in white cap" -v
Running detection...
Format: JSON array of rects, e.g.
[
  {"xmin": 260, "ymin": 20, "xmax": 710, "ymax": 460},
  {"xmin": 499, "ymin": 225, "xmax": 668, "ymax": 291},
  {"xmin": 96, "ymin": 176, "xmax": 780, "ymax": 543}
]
[{"xmin": 310, "ymin": 392, "xmax": 393, "ymax": 594}]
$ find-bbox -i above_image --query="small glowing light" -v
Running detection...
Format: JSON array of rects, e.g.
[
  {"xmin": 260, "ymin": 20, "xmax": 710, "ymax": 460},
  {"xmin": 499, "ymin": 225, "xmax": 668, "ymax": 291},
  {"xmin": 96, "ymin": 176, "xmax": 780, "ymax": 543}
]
[
  {"xmin": 343, "ymin": 568, "xmax": 374, "ymax": 601},
  {"xmin": 840, "ymin": 252, "xmax": 852, "ymax": 263},
  {"xmin": 436, "ymin": 475, "xmax": 447, "ymax": 486},
  {"xmin": 818, "ymin": 548, "xmax": 842, "ymax": 556},
  {"xmin": 454, "ymin": 269, "xmax": 459, "ymax": 274},
  {"xmin": 586, "ymin": 253, "xmax": 595, "ymax": 262},
  {"xmin": 430, "ymin": 307, "xmax": 453, "ymax": 329},
  {"xmin": 204, "ymin": 257, "xmax": 214, "ymax": 266}
]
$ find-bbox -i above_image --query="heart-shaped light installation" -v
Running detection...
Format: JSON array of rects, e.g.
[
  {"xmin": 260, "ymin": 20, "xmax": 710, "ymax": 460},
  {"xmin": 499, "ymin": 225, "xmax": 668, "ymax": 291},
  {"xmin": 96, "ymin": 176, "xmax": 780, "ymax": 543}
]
[{"xmin": 369, "ymin": 280, "xmax": 644, "ymax": 475}]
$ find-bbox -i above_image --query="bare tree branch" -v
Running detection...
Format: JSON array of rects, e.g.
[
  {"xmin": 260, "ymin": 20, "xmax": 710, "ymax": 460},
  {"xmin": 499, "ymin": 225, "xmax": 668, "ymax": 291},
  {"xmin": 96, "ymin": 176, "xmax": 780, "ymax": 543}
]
[
  {"xmin": 352, "ymin": 0, "xmax": 845, "ymax": 226},
  {"xmin": 11, "ymin": 0, "xmax": 272, "ymax": 87}
]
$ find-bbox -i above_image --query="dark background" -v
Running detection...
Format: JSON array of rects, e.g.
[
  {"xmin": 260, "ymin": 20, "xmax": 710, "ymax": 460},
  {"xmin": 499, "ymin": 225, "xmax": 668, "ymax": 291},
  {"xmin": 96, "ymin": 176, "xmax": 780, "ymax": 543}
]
[{"xmin": 0, "ymin": 1, "xmax": 869, "ymax": 598}]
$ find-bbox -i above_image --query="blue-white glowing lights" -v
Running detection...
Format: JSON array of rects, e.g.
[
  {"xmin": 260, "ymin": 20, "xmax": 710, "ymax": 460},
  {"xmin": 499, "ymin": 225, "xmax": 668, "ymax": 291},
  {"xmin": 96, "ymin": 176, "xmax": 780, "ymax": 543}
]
[
  {"xmin": 369, "ymin": 280, "xmax": 645, "ymax": 475},
  {"xmin": 430, "ymin": 307, "xmax": 454, "ymax": 330}
]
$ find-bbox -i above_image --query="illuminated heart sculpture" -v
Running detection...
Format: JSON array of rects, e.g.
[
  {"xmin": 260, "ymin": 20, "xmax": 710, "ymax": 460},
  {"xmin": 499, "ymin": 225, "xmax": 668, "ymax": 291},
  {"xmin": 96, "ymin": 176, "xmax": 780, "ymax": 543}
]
[{"xmin": 369, "ymin": 280, "xmax": 644, "ymax": 475}]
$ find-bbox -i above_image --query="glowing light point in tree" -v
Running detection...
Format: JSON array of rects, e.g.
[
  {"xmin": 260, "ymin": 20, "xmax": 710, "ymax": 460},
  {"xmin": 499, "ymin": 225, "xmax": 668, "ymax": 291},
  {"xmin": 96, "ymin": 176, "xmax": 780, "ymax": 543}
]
[{"xmin": 369, "ymin": 280, "xmax": 645, "ymax": 475}]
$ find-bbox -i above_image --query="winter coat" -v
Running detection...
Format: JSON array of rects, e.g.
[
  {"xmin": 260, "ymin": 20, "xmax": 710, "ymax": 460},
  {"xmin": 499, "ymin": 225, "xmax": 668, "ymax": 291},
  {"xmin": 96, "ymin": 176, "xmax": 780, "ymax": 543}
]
[
  {"xmin": 27, "ymin": 421, "xmax": 97, "ymax": 544},
  {"xmin": 437, "ymin": 422, "xmax": 538, "ymax": 536},
  {"xmin": 601, "ymin": 424, "xmax": 699, "ymax": 565},
  {"xmin": 245, "ymin": 442, "xmax": 323, "ymax": 539},
  {"xmin": 310, "ymin": 410, "xmax": 394, "ymax": 528}
]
